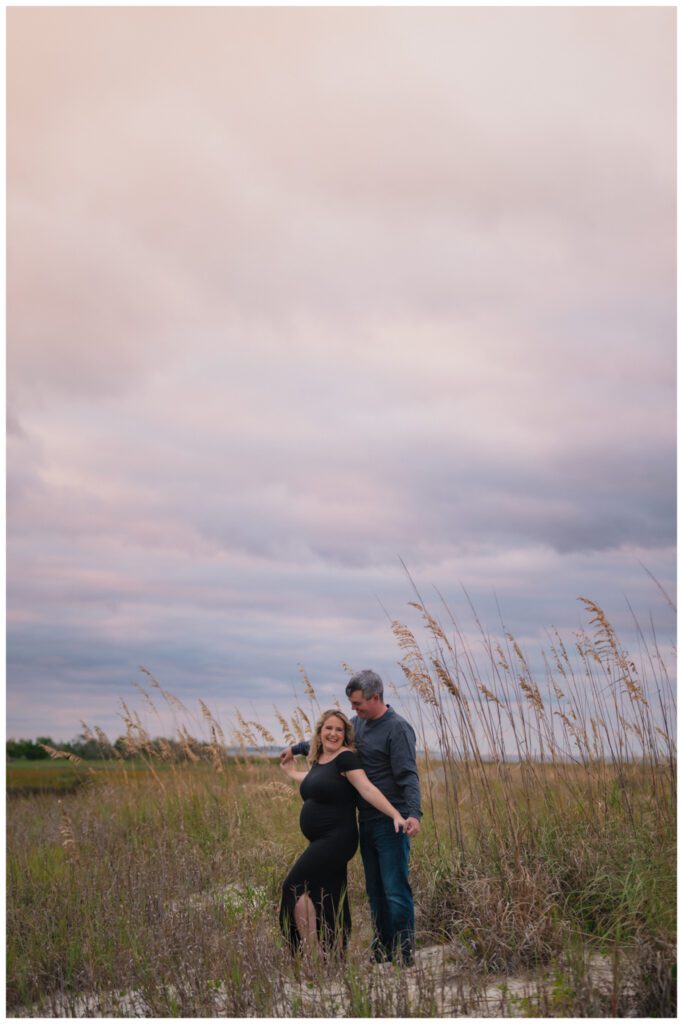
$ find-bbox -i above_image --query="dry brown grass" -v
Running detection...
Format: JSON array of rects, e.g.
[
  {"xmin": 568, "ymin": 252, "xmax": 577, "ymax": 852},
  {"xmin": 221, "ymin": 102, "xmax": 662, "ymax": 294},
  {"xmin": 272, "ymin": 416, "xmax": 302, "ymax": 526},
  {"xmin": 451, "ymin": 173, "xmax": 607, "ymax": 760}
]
[{"xmin": 6, "ymin": 593, "xmax": 676, "ymax": 1016}]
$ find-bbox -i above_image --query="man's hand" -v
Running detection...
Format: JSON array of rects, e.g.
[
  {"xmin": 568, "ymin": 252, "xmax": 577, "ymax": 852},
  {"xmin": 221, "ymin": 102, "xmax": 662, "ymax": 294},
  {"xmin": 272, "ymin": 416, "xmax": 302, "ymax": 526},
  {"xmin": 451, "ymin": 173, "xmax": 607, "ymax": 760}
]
[
  {"xmin": 279, "ymin": 746, "xmax": 294, "ymax": 765},
  {"xmin": 404, "ymin": 816, "xmax": 421, "ymax": 838}
]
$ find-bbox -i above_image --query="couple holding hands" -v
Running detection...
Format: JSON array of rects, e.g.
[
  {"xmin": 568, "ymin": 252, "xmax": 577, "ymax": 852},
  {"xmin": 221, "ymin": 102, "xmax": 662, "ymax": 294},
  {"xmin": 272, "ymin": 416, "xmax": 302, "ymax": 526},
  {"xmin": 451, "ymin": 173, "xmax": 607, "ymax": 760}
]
[{"xmin": 279, "ymin": 669, "xmax": 421, "ymax": 965}]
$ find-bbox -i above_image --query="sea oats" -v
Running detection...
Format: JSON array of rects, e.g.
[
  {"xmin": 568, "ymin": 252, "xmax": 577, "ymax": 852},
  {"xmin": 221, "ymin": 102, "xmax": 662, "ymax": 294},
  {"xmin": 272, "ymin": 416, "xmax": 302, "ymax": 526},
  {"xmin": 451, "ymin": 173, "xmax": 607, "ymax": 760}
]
[
  {"xmin": 431, "ymin": 658, "xmax": 461, "ymax": 700},
  {"xmin": 41, "ymin": 744, "xmax": 83, "ymax": 765},
  {"xmin": 273, "ymin": 705, "xmax": 295, "ymax": 746},
  {"xmin": 298, "ymin": 665, "xmax": 318, "ymax": 703},
  {"xmin": 478, "ymin": 683, "xmax": 502, "ymax": 707},
  {"xmin": 495, "ymin": 644, "xmax": 510, "ymax": 672},
  {"xmin": 519, "ymin": 677, "xmax": 544, "ymax": 713},
  {"xmin": 402, "ymin": 664, "xmax": 438, "ymax": 706},
  {"xmin": 251, "ymin": 721, "xmax": 276, "ymax": 745}
]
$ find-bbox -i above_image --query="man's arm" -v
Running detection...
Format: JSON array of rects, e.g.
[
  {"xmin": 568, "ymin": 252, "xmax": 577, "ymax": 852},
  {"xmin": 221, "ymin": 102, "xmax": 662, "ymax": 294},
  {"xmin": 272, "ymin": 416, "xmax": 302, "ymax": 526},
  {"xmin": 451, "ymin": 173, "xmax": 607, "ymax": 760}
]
[{"xmin": 279, "ymin": 740, "xmax": 310, "ymax": 764}]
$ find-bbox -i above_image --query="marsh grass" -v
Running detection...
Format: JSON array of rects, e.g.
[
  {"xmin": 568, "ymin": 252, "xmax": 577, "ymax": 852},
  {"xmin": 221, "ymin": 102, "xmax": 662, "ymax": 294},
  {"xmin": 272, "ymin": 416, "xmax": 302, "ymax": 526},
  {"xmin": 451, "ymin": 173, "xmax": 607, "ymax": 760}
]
[{"xmin": 6, "ymin": 593, "xmax": 676, "ymax": 1016}]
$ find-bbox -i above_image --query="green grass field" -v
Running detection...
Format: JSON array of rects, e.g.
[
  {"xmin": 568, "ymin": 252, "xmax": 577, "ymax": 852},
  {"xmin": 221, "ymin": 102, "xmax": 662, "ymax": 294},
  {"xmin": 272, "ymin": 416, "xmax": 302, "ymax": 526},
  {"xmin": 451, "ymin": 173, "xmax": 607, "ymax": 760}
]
[
  {"xmin": 7, "ymin": 759, "xmax": 130, "ymax": 796},
  {"xmin": 6, "ymin": 758, "xmax": 257, "ymax": 796}
]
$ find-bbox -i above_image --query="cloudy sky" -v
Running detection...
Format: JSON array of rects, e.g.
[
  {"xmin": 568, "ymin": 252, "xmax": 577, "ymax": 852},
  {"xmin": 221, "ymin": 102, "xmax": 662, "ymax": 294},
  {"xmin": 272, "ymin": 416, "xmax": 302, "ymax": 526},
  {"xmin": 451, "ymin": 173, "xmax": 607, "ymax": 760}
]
[{"xmin": 7, "ymin": 7, "xmax": 676, "ymax": 746}]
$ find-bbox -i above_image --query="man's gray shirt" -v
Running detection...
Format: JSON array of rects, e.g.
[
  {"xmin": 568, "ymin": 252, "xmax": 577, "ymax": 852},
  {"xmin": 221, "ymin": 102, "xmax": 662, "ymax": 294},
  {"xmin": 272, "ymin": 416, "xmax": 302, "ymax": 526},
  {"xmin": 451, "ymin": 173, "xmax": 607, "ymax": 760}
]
[{"xmin": 292, "ymin": 706, "xmax": 422, "ymax": 822}]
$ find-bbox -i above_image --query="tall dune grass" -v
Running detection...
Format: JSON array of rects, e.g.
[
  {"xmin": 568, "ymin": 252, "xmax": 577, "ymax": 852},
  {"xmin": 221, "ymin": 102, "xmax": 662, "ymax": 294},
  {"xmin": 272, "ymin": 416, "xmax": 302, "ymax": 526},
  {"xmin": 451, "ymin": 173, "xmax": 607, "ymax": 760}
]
[{"xmin": 6, "ymin": 592, "xmax": 676, "ymax": 1016}]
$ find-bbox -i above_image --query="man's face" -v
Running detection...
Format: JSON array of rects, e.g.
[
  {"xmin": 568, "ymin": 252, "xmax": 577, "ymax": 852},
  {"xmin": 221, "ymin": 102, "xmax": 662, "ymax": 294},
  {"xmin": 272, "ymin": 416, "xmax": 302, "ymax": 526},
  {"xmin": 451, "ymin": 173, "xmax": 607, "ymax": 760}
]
[{"xmin": 348, "ymin": 689, "xmax": 380, "ymax": 720}]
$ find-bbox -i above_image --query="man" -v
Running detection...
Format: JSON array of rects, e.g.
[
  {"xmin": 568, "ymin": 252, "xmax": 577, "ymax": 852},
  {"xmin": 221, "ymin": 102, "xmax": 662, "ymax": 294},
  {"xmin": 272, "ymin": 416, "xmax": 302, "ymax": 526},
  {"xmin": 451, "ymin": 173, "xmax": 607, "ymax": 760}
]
[{"xmin": 280, "ymin": 669, "xmax": 421, "ymax": 964}]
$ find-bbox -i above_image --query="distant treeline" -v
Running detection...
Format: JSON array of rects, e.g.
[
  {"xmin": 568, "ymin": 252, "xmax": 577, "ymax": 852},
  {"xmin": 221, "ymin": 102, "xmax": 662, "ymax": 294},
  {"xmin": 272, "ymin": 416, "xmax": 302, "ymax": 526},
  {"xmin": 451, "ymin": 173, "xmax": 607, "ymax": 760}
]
[
  {"xmin": 6, "ymin": 734, "xmax": 264, "ymax": 762},
  {"xmin": 7, "ymin": 737, "xmax": 86, "ymax": 760}
]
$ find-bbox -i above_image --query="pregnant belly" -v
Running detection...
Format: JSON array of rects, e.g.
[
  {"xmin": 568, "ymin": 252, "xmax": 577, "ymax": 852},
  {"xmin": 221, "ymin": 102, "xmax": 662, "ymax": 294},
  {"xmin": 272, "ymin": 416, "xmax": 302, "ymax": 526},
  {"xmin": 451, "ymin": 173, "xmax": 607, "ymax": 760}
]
[{"xmin": 300, "ymin": 799, "xmax": 357, "ymax": 845}]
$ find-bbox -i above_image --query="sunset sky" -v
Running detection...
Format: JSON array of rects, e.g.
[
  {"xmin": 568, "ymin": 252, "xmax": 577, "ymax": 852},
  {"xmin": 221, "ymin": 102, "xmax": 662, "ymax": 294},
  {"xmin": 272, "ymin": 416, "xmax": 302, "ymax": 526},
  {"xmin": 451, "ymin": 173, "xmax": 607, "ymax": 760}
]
[{"xmin": 7, "ymin": 7, "xmax": 676, "ymax": 747}]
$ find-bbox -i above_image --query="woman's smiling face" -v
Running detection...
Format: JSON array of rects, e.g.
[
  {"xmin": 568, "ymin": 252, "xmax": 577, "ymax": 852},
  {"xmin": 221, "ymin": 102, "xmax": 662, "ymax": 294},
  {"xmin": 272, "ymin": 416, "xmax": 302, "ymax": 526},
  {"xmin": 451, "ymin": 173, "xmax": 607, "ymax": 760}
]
[{"xmin": 320, "ymin": 715, "xmax": 345, "ymax": 752}]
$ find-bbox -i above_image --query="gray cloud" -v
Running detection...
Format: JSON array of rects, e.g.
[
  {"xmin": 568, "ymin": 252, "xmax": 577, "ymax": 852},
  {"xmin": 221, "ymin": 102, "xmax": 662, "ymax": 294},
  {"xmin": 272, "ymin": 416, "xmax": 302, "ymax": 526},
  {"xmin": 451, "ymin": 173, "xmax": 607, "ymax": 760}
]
[{"xmin": 7, "ymin": 7, "xmax": 675, "ymax": 741}]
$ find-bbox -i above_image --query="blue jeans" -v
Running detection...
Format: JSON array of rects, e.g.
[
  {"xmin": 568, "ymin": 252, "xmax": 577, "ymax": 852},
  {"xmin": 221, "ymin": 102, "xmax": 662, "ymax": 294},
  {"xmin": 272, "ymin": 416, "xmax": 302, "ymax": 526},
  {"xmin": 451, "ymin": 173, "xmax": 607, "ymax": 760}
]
[{"xmin": 359, "ymin": 817, "xmax": 414, "ymax": 963}]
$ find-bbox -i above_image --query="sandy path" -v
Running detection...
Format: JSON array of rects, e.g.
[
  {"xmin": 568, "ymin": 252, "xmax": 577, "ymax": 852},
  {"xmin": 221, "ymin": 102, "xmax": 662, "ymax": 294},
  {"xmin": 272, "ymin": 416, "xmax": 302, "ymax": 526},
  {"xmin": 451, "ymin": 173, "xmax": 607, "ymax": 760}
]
[{"xmin": 18, "ymin": 944, "xmax": 627, "ymax": 1018}]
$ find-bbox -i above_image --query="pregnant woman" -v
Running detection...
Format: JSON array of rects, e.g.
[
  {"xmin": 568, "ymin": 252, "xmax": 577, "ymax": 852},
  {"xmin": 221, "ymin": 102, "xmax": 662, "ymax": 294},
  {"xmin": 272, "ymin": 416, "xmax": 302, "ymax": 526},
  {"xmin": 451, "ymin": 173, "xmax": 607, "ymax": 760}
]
[{"xmin": 279, "ymin": 709, "xmax": 407, "ymax": 958}]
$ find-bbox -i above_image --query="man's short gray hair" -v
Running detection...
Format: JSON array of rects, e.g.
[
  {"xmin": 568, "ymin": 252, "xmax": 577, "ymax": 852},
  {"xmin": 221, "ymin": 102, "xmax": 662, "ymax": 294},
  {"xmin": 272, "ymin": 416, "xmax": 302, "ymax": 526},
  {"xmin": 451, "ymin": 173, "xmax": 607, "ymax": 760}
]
[{"xmin": 345, "ymin": 669, "xmax": 384, "ymax": 701}]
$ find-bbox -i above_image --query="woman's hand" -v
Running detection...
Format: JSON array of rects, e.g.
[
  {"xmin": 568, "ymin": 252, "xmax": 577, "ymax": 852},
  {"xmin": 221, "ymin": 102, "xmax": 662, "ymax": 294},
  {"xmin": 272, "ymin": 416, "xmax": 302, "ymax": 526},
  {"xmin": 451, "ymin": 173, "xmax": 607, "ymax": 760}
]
[
  {"xmin": 280, "ymin": 758, "xmax": 308, "ymax": 782},
  {"xmin": 345, "ymin": 768, "xmax": 410, "ymax": 828}
]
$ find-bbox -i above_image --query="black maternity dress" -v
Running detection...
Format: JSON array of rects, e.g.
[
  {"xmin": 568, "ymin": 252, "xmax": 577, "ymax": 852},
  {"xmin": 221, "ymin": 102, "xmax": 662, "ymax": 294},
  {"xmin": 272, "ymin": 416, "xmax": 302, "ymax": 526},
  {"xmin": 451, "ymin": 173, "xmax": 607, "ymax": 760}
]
[{"xmin": 280, "ymin": 750, "xmax": 362, "ymax": 954}]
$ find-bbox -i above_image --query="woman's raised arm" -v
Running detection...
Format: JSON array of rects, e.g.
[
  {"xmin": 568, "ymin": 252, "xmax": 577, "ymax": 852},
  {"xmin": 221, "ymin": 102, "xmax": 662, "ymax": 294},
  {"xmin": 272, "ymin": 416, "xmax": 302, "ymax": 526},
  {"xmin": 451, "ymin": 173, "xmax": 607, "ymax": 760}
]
[{"xmin": 280, "ymin": 758, "xmax": 309, "ymax": 783}]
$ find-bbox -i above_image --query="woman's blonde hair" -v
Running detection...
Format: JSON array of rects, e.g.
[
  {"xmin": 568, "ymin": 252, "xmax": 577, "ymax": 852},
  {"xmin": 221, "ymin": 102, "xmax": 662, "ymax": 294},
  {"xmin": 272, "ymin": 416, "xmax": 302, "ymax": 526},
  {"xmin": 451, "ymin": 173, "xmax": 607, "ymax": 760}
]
[{"xmin": 308, "ymin": 709, "xmax": 356, "ymax": 764}]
